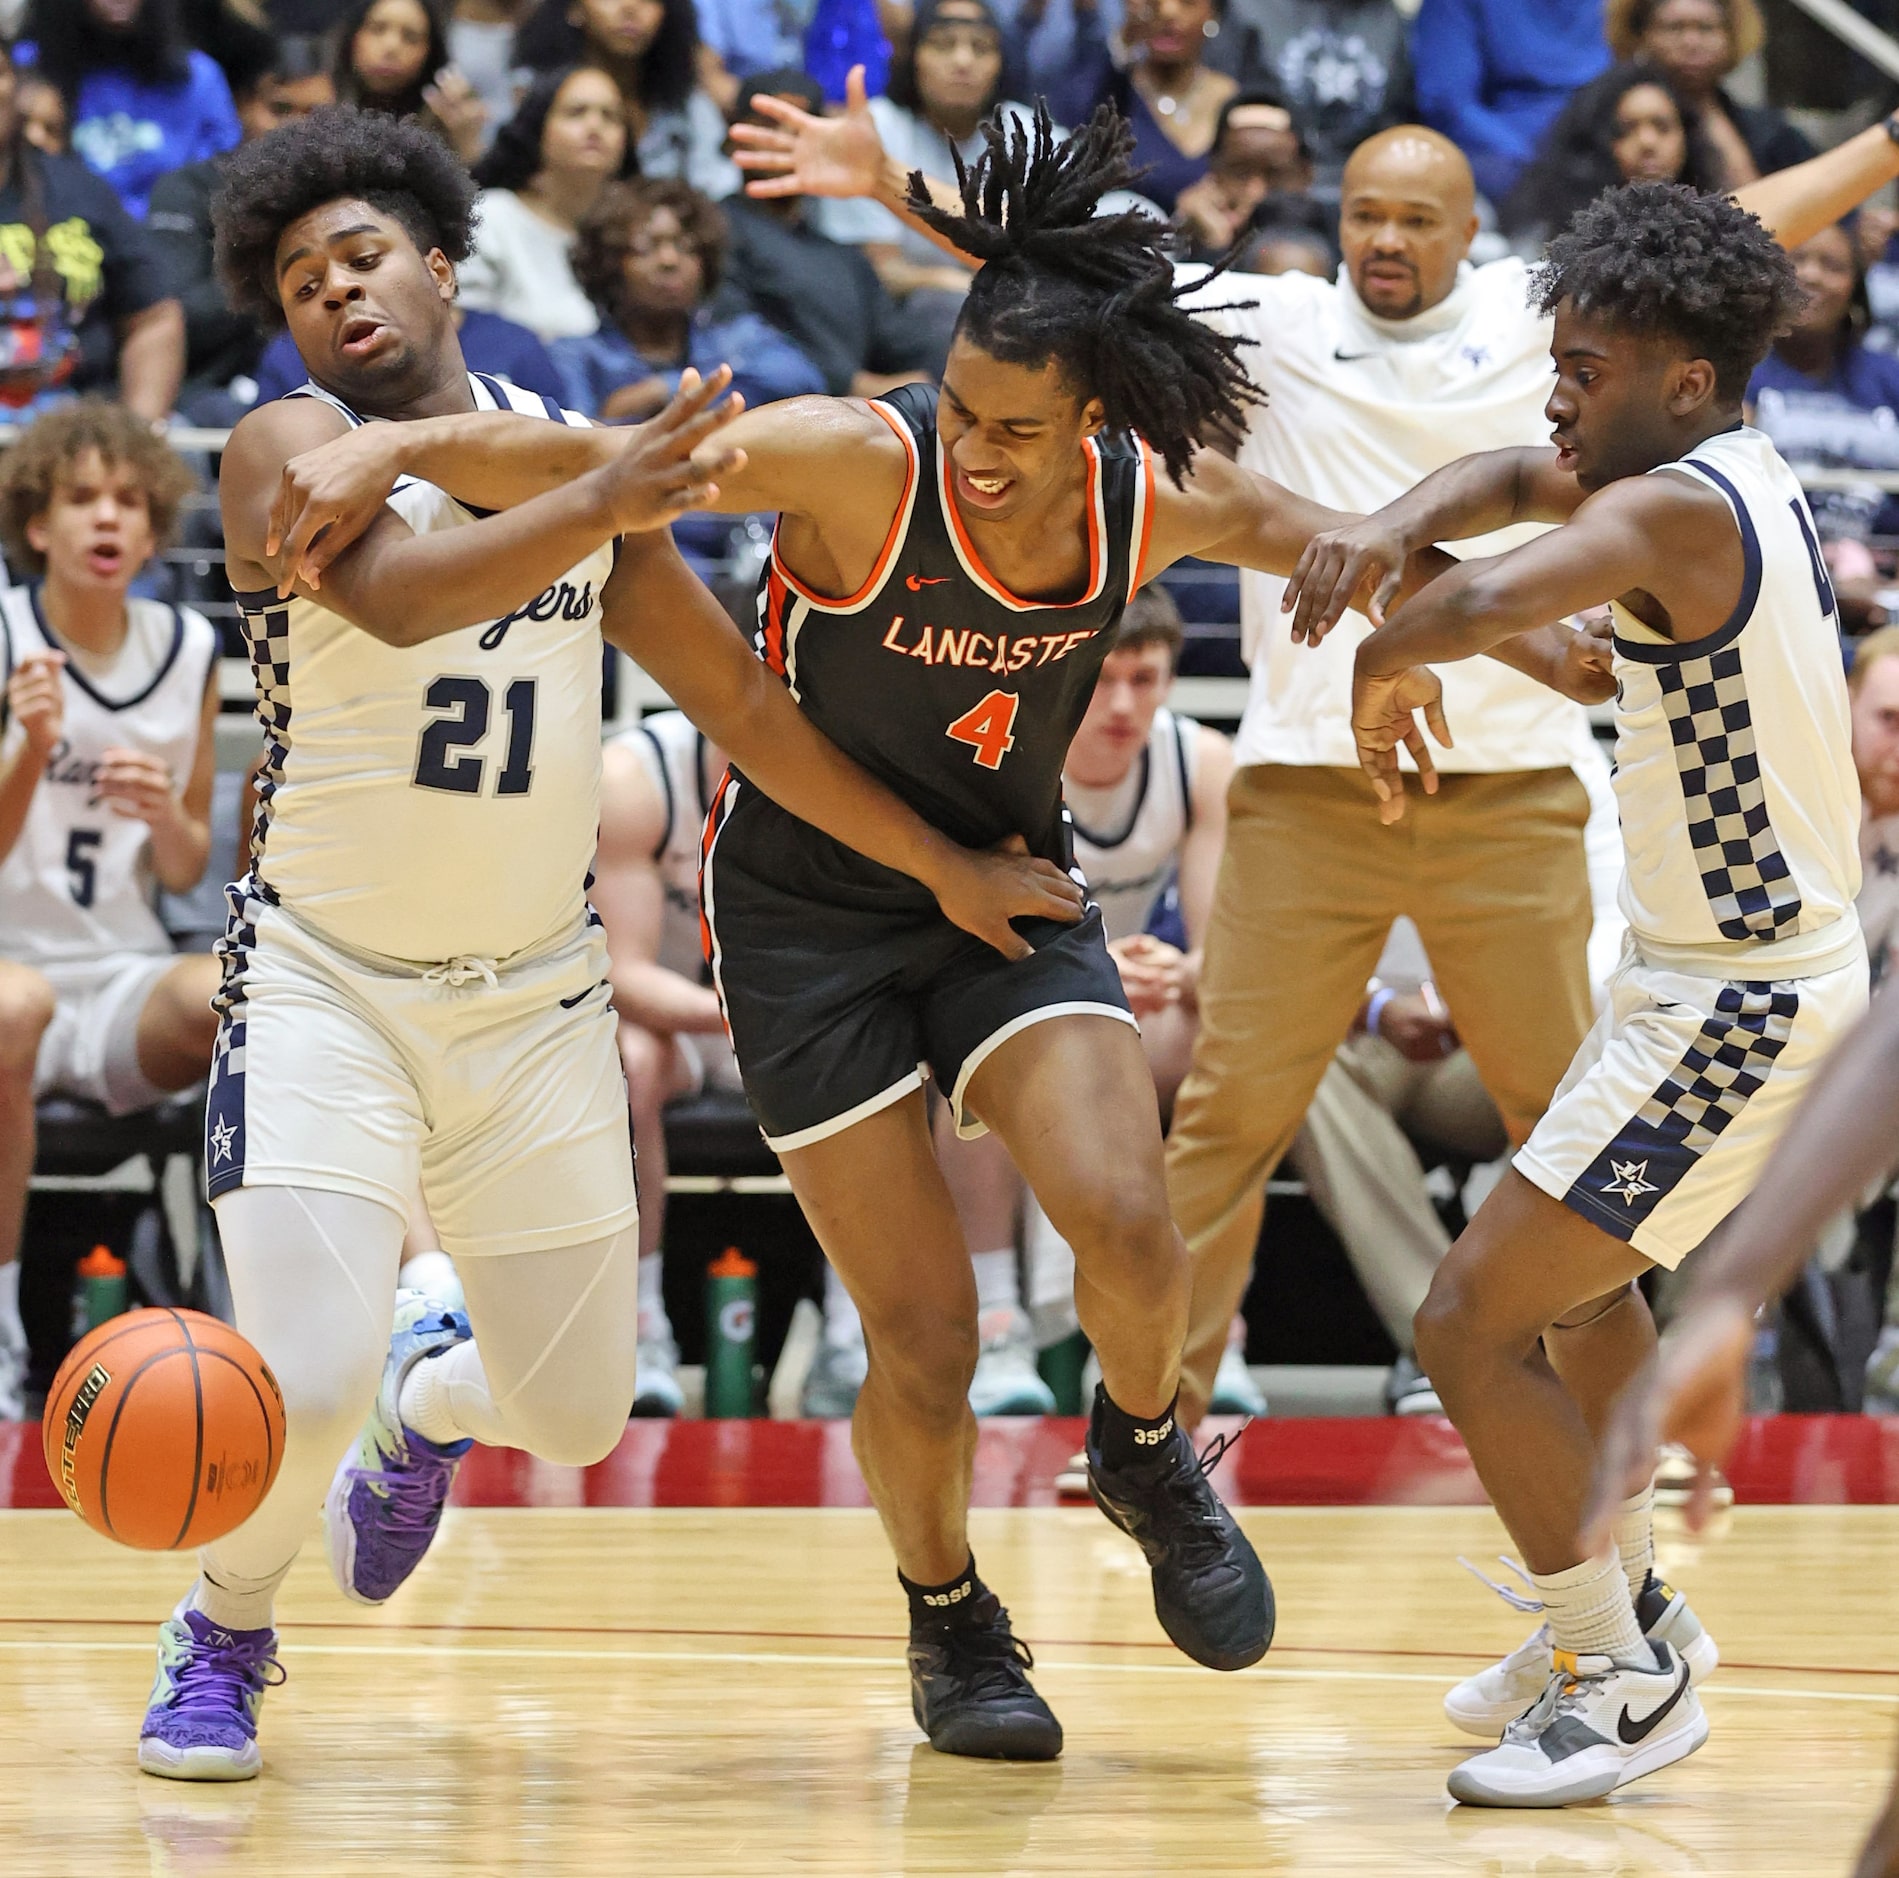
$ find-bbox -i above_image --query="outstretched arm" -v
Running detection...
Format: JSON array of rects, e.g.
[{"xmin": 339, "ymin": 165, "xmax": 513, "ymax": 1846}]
[
  {"xmin": 260, "ymin": 369, "xmax": 747, "ymax": 591},
  {"xmin": 1283, "ymin": 445, "xmax": 1584, "ymax": 644},
  {"xmin": 1734, "ymin": 112, "xmax": 1899, "ymax": 253},
  {"xmin": 600, "ymin": 532, "xmax": 1084, "ymax": 960}
]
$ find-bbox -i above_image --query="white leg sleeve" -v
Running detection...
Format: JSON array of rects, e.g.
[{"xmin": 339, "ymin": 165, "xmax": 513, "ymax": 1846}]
[
  {"xmin": 404, "ymin": 1226, "xmax": 639, "ymax": 1468},
  {"xmin": 195, "ymin": 1185, "xmax": 406, "ymax": 1603}
]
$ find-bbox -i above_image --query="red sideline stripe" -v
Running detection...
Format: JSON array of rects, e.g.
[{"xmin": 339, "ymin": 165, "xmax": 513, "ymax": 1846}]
[{"xmin": 8, "ymin": 1415, "xmax": 1899, "ymax": 1513}]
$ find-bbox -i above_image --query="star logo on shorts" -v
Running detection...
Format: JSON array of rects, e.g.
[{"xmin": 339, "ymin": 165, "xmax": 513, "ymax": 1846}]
[
  {"xmin": 1601, "ymin": 1158, "xmax": 1658, "ymax": 1205},
  {"xmin": 209, "ymin": 1116, "xmax": 237, "ymax": 1166}
]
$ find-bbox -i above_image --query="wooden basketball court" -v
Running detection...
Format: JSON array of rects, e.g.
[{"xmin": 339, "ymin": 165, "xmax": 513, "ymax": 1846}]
[{"xmin": 2, "ymin": 1415, "xmax": 1895, "ymax": 1877}]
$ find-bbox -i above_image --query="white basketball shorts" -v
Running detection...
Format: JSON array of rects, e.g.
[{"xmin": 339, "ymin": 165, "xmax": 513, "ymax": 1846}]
[
  {"xmin": 1515, "ymin": 941, "xmax": 1868, "ymax": 1269},
  {"xmin": 204, "ymin": 887, "xmax": 638, "ymax": 1257},
  {"xmin": 34, "ymin": 951, "xmax": 179, "ymax": 1115}
]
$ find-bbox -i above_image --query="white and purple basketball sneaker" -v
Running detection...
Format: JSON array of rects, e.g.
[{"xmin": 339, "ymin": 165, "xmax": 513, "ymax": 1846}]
[
  {"xmin": 138, "ymin": 1606, "xmax": 283, "ymax": 1780},
  {"xmin": 324, "ymin": 1289, "xmax": 473, "ymax": 1606}
]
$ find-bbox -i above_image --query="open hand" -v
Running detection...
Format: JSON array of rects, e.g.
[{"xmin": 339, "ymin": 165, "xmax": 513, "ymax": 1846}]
[
  {"xmin": 1581, "ymin": 1290, "xmax": 1755, "ymax": 1557},
  {"xmin": 600, "ymin": 367, "xmax": 747, "ymax": 531},
  {"xmin": 1351, "ymin": 661, "xmax": 1451, "ymax": 825},
  {"xmin": 1285, "ymin": 517, "xmax": 1410, "ymax": 645},
  {"xmin": 7, "ymin": 650, "xmax": 64, "ymax": 755},
  {"xmin": 731, "ymin": 63, "xmax": 887, "ymax": 202},
  {"xmin": 931, "ymin": 833, "xmax": 1084, "ymax": 961},
  {"xmin": 423, "ymin": 66, "xmax": 488, "ymax": 164},
  {"xmin": 95, "ymin": 748, "xmax": 181, "ymax": 828}
]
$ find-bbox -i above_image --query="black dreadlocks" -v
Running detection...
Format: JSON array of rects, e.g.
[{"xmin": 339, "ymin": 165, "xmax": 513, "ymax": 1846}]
[{"xmin": 906, "ymin": 104, "xmax": 1262, "ymax": 484}]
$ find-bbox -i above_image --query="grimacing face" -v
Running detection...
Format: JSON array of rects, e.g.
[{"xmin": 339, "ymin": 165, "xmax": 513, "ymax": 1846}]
[
  {"xmin": 936, "ymin": 338, "xmax": 1105, "ymax": 527},
  {"xmin": 274, "ymin": 198, "xmax": 457, "ymax": 406}
]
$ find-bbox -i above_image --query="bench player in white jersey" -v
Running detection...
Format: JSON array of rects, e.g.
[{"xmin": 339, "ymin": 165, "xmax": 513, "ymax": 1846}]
[
  {"xmin": 1289, "ymin": 183, "xmax": 1866, "ymax": 1807},
  {"xmin": 133, "ymin": 105, "xmax": 1081, "ymax": 1783},
  {"xmin": 593, "ymin": 709, "xmax": 737, "ymax": 1415},
  {"xmin": 0, "ymin": 406, "xmax": 220, "ymax": 1416}
]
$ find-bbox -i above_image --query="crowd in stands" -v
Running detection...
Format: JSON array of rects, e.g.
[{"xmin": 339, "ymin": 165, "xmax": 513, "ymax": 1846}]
[{"xmin": 5, "ymin": 0, "xmax": 1899, "ymax": 1424}]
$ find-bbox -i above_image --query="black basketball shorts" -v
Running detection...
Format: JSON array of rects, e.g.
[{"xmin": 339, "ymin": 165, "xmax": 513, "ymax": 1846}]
[{"xmin": 700, "ymin": 792, "xmax": 1134, "ymax": 1152}]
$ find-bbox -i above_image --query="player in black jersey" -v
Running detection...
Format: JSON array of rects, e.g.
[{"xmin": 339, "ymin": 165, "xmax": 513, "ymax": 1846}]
[{"xmin": 271, "ymin": 108, "xmax": 1602, "ymax": 1762}]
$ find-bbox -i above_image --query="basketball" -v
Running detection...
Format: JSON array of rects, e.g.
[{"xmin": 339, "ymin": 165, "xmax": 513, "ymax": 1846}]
[{"xmin": 40, "ymin": 1309, "xmax": 286, "ymax": 1552}]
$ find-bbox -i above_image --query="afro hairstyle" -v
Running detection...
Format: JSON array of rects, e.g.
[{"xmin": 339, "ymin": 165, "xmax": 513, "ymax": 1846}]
[
  {"xmin": 212, "ymin": 104, "xmax": 480, "ymax": 329},
  {"xmin": 1531, "ymin": 181, "xmax": 1804, "ymax": 401}
]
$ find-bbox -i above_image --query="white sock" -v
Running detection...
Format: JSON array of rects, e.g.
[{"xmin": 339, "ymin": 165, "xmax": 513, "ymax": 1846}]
[
  {"xmin": 822, "ymin": 1266, "xmax": 862, "ymax": 1349},
  {"xmin": 190, "ymin": 1564, "xmax": 288, "ymax": 1634},
  {"xmin": 971, "ymin": 1248, "xmax": 1020, "ymax": 1316},
  {"xmin": 637, "ymin": 1251, "xmax": 666, "ymax": 1340},
  {"xmin": 1617, "ymin": 1482, "xmax": 1656, "ymax": 1602},
  {"xmin": 397, "ymin": 1349, "xmax": 469, "ymax": 1446},
  {"xmin": 1531, "ymin": 1549, "xmax": 1654, "ymax": 1668}
]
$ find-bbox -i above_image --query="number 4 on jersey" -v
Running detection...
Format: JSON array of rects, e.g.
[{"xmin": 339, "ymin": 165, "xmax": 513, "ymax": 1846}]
[{"xmin": 946, "ymin": 689, "xmax": 1020, "ymax": 771}]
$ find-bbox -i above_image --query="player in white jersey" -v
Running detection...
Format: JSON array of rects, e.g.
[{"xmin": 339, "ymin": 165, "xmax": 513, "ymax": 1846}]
[
  {"xmin": 592, "ymin": 709, "xmax": 737, "ymax": 1415},
  {"xmin": 134, "ymin": 106, "xmax": 1081, "ymax": 1783},
  {"xmin": 1289, "ymin": 183, "xmax": 1864, "ymax": 1807},
  {"xmin": 0, "ymin": 406, "xmax": 220, "ymax": 1417}
]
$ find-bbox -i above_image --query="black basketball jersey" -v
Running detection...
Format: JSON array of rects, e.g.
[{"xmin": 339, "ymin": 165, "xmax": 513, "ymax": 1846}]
[{"xmin": 750, "ymin": 383, "xmax": 1154, "ymax": 861}]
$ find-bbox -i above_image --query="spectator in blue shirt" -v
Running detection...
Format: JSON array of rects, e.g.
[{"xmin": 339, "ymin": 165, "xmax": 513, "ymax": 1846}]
[
  {"xmin": 252, "ymin": 302, "xmax": 567, "ymax": 405},
  {"xmin": 551, "ymin": 176, "xmax": 824, "ymax": 420},
  {"xmin": 1412, "ymin": 0, "xmax": 1609, "ymax": 208},
  {"xmin": 1749, "ymin": 222, "xmax": 1899, "ymax": 565},
  {"xmin": 22, "ymin": 0, "xmax": 242, "ymax": 219}
]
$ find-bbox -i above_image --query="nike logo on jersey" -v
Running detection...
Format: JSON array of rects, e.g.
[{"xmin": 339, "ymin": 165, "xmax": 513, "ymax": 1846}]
[
  {"xmin": 1616, "ymin": 1660, "xmax": 1691, "ymax": 1744},
  {"xmin": 905, "ymin": 574, "xmax": 950, "ymax": 590},
  {"xmin": 1333, "ymin": 347, "xmax": 1375, "ymax": 362},
  {"xmin": 558, "ymin": 979, "xmax": 609, "ymax": 1009}
]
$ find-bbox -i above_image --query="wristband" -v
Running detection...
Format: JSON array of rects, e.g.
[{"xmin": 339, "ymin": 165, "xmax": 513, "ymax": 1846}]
[{"xmin": 1366, "ymin": 986, "xmax": 1398, "ymax": 1038}]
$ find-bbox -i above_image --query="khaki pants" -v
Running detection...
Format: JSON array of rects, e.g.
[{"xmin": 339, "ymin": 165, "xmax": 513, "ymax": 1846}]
[{"xmin": 1165, "ymin": 764, "xmax": 1593, "ymax": 1419}]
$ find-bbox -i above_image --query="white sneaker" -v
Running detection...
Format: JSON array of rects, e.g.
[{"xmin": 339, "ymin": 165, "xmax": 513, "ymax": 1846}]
[
  {"xmin": 1054, "ymin": 1448, "xmax": 1089, "ymax": 1499},
  {"xmin": 967, "ymin": 1308, "xmax": 1056, "ymax": 1416},
  {"xmin": 801, "ymin": 1334, "xmax": 867, "ymax": 1419},
  {"xmin": 0, "ymin": 1323, "xmax": 25, "ymax": 1421},
  {"xmin": 632, "ymin": 1330, "xmax": 684, "ymax": 1419},
  {"xmin": 1209, "ymin": 1339, "xmax": 1267, "ymax": 1417},
  {"xmin": 1447, "ymin": 1643, "xmax": 1707, "ymax": 1807},
  {"xmin": 1445, "ymin": 1563, "xmax": 1719, "ymax": 1737}
]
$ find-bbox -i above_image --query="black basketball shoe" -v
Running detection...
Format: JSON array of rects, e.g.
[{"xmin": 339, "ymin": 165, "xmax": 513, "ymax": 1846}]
[
  {"xmin": 908, "ymin": 1587, "xmax": 1063, "ymax": 1761},
  {"xmin": 1085, "ymin": 1388, "xmax": 1274, "ymax": 1671}
]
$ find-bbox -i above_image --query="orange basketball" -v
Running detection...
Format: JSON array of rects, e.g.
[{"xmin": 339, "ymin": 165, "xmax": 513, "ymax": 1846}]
[{"xmin": 41, "ymin": 1308, "xmax": 286, "ymax": 1551}]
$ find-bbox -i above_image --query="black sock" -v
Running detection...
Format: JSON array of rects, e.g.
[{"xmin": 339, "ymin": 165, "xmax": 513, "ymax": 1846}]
[
  {"xmin": 1090, "ymin": 1384, "xmax": 1180, "ymax": 1472},
  {"xmin": 900, "ymin": 1555, "xmax": 986, "ymax": 1628}
]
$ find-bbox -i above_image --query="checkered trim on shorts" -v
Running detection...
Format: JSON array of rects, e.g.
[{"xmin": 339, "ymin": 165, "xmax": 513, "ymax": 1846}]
[
  {"xmin": 206, "ymin": 880, "xmax": 275, "ymax": 1199},
  {"xmin": 1658, "ymin": 644, "xmax": 1801, "ymax": 943},
  {"xmin": 1558, "ymin": 979, "xmax": 1800, "ymax": 1242}
]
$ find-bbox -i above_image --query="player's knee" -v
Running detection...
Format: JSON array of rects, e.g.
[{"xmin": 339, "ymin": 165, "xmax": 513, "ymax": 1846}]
[
  {"xmin": 0, "ymin": 970, "xmax": 55, "ymax": 1083},
  {"xmin": 863, "ymin": 1300, "xmax": 979, "ymax": 1424},
  {"xmin": 274, "ymin": 1341, "xmax": 385, "ymax": 1462},
  {"xmin": 1412, "ymin": 1267, "xmax": 1477, "ymax": 1385},
  {"xmin": 1064, "ymin": 1179, "xmax": 1180, "ymax": 1300},
  {"xmin": 524, "ymin": 1398, "xmax": 630, "ymax": 1469}
]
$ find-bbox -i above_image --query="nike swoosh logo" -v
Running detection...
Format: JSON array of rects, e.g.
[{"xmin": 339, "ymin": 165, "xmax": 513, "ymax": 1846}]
[
  {"xmin": 905, "ymin": 574, "xmax": 949, "ymax": 590},
  {"xmin": 1333, "ymin": 347, "xmax": 1375, "ymax": 362},
  {"xmin": 558, "ymin": 979, "xmax": 608, "ymax": 1009},
  {"xmin": 1617, "ymin": 1661, "xmax": 1691, "ymax": 1744}
]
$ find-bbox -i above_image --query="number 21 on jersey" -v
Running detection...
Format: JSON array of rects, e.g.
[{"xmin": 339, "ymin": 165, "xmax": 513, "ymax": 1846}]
[{"xmin": 946, "ymin": 689, "xmax": 1019, "ymax": 770}]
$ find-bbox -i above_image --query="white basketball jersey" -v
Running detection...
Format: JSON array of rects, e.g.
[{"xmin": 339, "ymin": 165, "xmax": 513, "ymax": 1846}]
[
  {"xmin": 611, "ymin": 708, "xmax": 719, "ymax": 981},
  {"xmin": 233, "ymin": 373, "xmax": 616, "ymax": 963},
  {"xmin": 0, "ymin": 586, "xmax": 216, "ymax": 967},
  {"xmin": 1066, "ymin": 709, "xmax": 1197, "ymax": 943},
  {"xmin": 1610, "ymin": 425, "xmax": 1862, "ymax": 977}
]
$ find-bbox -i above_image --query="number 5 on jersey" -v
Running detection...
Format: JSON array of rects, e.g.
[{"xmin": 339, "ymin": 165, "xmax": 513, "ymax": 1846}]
[{"xmin": 946, "ymin": 689, "xmax": 1020, "ymax": 771}]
